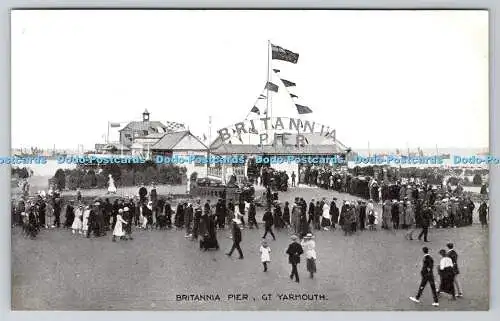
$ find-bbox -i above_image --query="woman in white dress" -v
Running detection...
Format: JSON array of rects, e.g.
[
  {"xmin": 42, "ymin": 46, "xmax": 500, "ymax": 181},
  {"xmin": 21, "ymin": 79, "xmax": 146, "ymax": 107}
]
[
  {"xmin": 140, "ymin": 205, "xmax": 148, "ymax": 229},
  {"xmin": 113, "ymin": 209, "xmax": 128, "ymax": 242},
  {"xmin": 301, "ymin": 233, "xmax": 317, "ymax": 278},
  {"xmin": 82, "ymin": 206, "xmax": 90, "ymax": 234},
  {"xmin": 107, "ymin": 175, "xmax": 117, "ymax": 194},
  {"xmin": 72, "ymin": 204, "xmax": 83, "ymax": 235}
]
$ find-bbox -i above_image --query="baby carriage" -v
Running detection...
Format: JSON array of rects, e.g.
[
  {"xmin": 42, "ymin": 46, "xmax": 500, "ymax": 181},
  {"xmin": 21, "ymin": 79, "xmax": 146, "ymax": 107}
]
[{"xmin": 199, "ymin": 233, "xmax": 220, "ymax": 251}]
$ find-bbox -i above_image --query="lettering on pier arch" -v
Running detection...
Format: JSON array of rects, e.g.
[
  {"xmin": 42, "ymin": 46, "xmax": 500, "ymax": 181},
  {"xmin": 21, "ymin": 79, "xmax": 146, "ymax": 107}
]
[{"xmin": 217, "ymin": 117, "xmax": 337, "ymax": 146}]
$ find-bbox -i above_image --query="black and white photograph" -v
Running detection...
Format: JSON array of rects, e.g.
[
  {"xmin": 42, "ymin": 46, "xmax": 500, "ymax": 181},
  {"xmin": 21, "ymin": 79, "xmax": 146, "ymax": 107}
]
[{"xmin": 10, "ymin": 9, "xmax": 489, "ymax": 311}]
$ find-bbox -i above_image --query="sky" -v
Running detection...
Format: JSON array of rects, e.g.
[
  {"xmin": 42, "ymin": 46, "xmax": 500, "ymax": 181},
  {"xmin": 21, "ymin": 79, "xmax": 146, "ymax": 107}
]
[{"xmin": 11, "ymin": 10, "xmax": 489, "ymax": 150}]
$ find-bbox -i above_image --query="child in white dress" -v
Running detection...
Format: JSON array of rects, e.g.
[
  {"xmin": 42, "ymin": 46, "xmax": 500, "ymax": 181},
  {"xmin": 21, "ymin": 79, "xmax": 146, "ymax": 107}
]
[
  {"xmin": 72, "ymin": 205, "xmax": 83, "ymax": 235},
  {"xmin": 260, "ymin": 240, "xmax": 271, "ymax": 272},
  {"xmin": 82, "ymin": 206, "xmax": 90, "ymax": 234},
  {"xmin": 112, "ymin": 209, "xmax": 128, "ymax": 242}
]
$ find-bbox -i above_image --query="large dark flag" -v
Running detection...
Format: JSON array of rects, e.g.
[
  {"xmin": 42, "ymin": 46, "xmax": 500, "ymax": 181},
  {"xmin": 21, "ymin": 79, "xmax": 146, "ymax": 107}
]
[
  {"xmin": 265, "ymin": 81, "xmax": 279, "ymax": 93},
  {"xmin": 251, "ymin": 106, "xmax": 260, "ymax": 115},
  {"xmin": 271, "ymin": 44, "xmax": 299, "ymax": 64},
  {"xmin": 281, "ymin": 79, "xmax": 296, "ymax": 87},
  {"xmin": 290, "ymin": 93, "xmax": 298, "ymax": 99},
  {"xmin": 296, "ymin": 104, "xmax": 313, "ymax": 114}
]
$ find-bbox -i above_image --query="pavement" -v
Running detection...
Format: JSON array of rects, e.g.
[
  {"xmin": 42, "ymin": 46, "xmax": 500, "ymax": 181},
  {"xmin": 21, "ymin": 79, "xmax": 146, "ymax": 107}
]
[{"xmin": 11, "ymin": 186, "xmax": 489, "ymax": 311}]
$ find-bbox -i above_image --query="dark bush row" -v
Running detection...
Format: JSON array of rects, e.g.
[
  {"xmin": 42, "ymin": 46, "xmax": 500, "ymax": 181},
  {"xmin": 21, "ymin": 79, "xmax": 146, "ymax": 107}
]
[{"xmin": 51, "ymin": 162, "xmax": 187, "ymax": 190}]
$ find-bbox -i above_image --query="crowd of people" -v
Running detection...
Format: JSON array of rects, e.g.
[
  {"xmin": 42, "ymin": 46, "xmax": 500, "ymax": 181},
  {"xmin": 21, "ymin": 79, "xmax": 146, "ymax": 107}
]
[
  {"xmin": 12, "ymin": 163, "xmax": 490, "ymax": 297},
  {"xmin": 292, "ymin": 165, "xmax": 489, "ymax": 231}
]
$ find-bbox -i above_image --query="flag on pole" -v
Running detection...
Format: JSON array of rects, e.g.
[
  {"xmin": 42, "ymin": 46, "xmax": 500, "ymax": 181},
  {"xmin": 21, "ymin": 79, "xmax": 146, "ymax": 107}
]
[
  {"xmin": 281, "ymin": 79, "xmax": 296, "ymax": 87},
  {"xmin": 296, "ymin": 104, "xmax": 313, "ymax": 114},
  {"xmin": 109, "ymin": 122, "xmax": 121, "ymax": 128},
  {"xmin": 203, "ymin": 134, "xmax": 207, "ymax": 141},
  {"xmin": 271, "ymin": 44, "xmax": 299, "ymax": 64},
  {"xmin": 265, "ymin": 82, "xmax": 279, "ymax": 93},
  {"xmin": 258, "ymin": 94, "xmax": 266, "ymax": 99},
  {"xmin": 290, "ymin": 93, "xmax": 298, "ymax": 99},
  {"xmin": 273, "ymin": 69, "xmax": 281, "ymax": 73},
  {"xmin": 251, "ymin": 106, "xmax": 260, "ymax": 115}
]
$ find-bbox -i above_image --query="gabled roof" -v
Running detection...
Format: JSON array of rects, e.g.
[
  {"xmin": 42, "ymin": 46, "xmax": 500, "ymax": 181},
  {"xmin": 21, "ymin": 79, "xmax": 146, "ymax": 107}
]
[
  {"xmin": 119, "ymin": 121, "xmax": 167, "ymax": 132},
  {"xmin": 151, "ymin": 131, "xmax": 209, "ymax": 151},
  {"xmin": 119, "ymin": 120, "xmax": 187, "ymax": 133}
]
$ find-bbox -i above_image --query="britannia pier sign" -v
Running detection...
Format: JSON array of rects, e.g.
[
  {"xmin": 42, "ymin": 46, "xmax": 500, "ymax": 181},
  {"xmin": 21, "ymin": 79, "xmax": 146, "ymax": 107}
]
[{"xmin": 217, "ymin": 117, "xmax": 336, "ymax": 146}]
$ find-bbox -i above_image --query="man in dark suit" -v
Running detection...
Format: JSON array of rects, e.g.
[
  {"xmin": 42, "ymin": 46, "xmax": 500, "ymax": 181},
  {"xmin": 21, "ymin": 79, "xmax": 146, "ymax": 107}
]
[
  {"xmin": 262, "ymin": 207, "xmax": 276, "ymax": 240},
  {"xmin": 247, "ymin": 201, "xmax": 258, "ymax": 229},
  {"xmin": 286, "ymin": 235, "xmax": 304, "ymax": 283},
  {"xmin": 226, "ymin": 219, "xmax": 243, "ymax": 259},
  {"xmin": 447, "ymin": 243, "xmax": 463, "ymax": 297},
  {"xmin": 409, "ymin": 247, "xmax": 439, "ymax": 307},
  {"xmin": 418, "ymin": 206, "xmax": 432, "ymax": 242}
]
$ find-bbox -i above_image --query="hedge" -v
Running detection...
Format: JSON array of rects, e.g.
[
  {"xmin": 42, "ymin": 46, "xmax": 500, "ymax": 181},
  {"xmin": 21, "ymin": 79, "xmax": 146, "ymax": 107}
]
[{"xmin": 53, "ymin": 163, "xmax": 187, "ymax": 190}]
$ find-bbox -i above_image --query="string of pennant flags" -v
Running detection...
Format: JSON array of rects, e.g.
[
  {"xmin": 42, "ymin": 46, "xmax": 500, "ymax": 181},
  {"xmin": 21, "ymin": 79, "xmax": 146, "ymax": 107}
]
[{"xmin": 249, "ymin": 43, "xmax": 313, "ymax": 117}]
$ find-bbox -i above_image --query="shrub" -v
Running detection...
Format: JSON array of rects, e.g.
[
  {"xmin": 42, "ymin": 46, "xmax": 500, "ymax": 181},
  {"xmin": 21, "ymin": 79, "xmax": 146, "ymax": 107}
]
[
  {"xmin": 473, "ymin": 173, "xmax": 482, "ymax": 185},
  {"xmin": 54, "ymin": 169, "xmax": 66, "ymax": 190}
]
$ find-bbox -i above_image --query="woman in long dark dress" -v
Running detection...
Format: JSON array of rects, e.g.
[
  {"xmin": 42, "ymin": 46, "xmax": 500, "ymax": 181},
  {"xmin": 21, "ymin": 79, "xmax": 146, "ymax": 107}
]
[
  {"xmin": 438, "ymin": 249, "xmax": 456, "ymax": 300},
  {"xmin": 478, "ymin": 200, "xmax": 488, "ymax": 229},
  {"xmin": 201, "ymin": 213, "xmax": 219, "ymax": 250},
  {"xmin": 164, "ymin": 202, "xmax": 172, "ymax": 228},
  {"xmin": 174, "ymin": 203, "xmax": 184, "ymax": 229},
  {"xmin": 273, "ymin": 203, "xmax": 284, "ymax": 229},
  {"xmin": 282, "ymin": 202, "xmax": 291, "ymax": 228}
]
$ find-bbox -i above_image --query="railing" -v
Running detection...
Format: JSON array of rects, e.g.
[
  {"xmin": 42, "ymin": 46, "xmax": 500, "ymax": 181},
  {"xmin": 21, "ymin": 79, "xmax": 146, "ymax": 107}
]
[{"xmin": 208, "ymin": 167, "xmax": 223, "ymax": 178}]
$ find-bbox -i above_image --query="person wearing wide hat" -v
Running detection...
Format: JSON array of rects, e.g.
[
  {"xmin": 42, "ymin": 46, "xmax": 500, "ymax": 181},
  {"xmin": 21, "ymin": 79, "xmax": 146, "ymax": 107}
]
[
  {"xmin": 286, "ymin": 235, "xmax": 304, "ymax": 283},
  {"xmin": 301, "ymin": 233, "xmax": 317, "ymax": 279},
  {"xmin": 226, "ymin": 218, "xmax": 243, "ymax": 259}
]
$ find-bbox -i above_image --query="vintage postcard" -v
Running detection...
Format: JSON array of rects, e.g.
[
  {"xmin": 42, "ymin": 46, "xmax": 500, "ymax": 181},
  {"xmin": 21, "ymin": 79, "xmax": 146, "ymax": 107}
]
[{"xmin": 10, "ymin": 9, "xmax": 489, "ymax": 310}]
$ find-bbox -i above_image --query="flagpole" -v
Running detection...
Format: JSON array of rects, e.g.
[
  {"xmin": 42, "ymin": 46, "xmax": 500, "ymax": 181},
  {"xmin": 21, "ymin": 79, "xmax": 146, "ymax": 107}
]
[
  {"xmin": 107, "ymin": 121, "xmax": 110, "ymax": 144},
  {"xmin": 266, "ymin": 40, "xmax": 271, "ymax": 145},
  {"xmin": 206, "ymin": 115, "xmax": 212, "ymax": 178}
]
